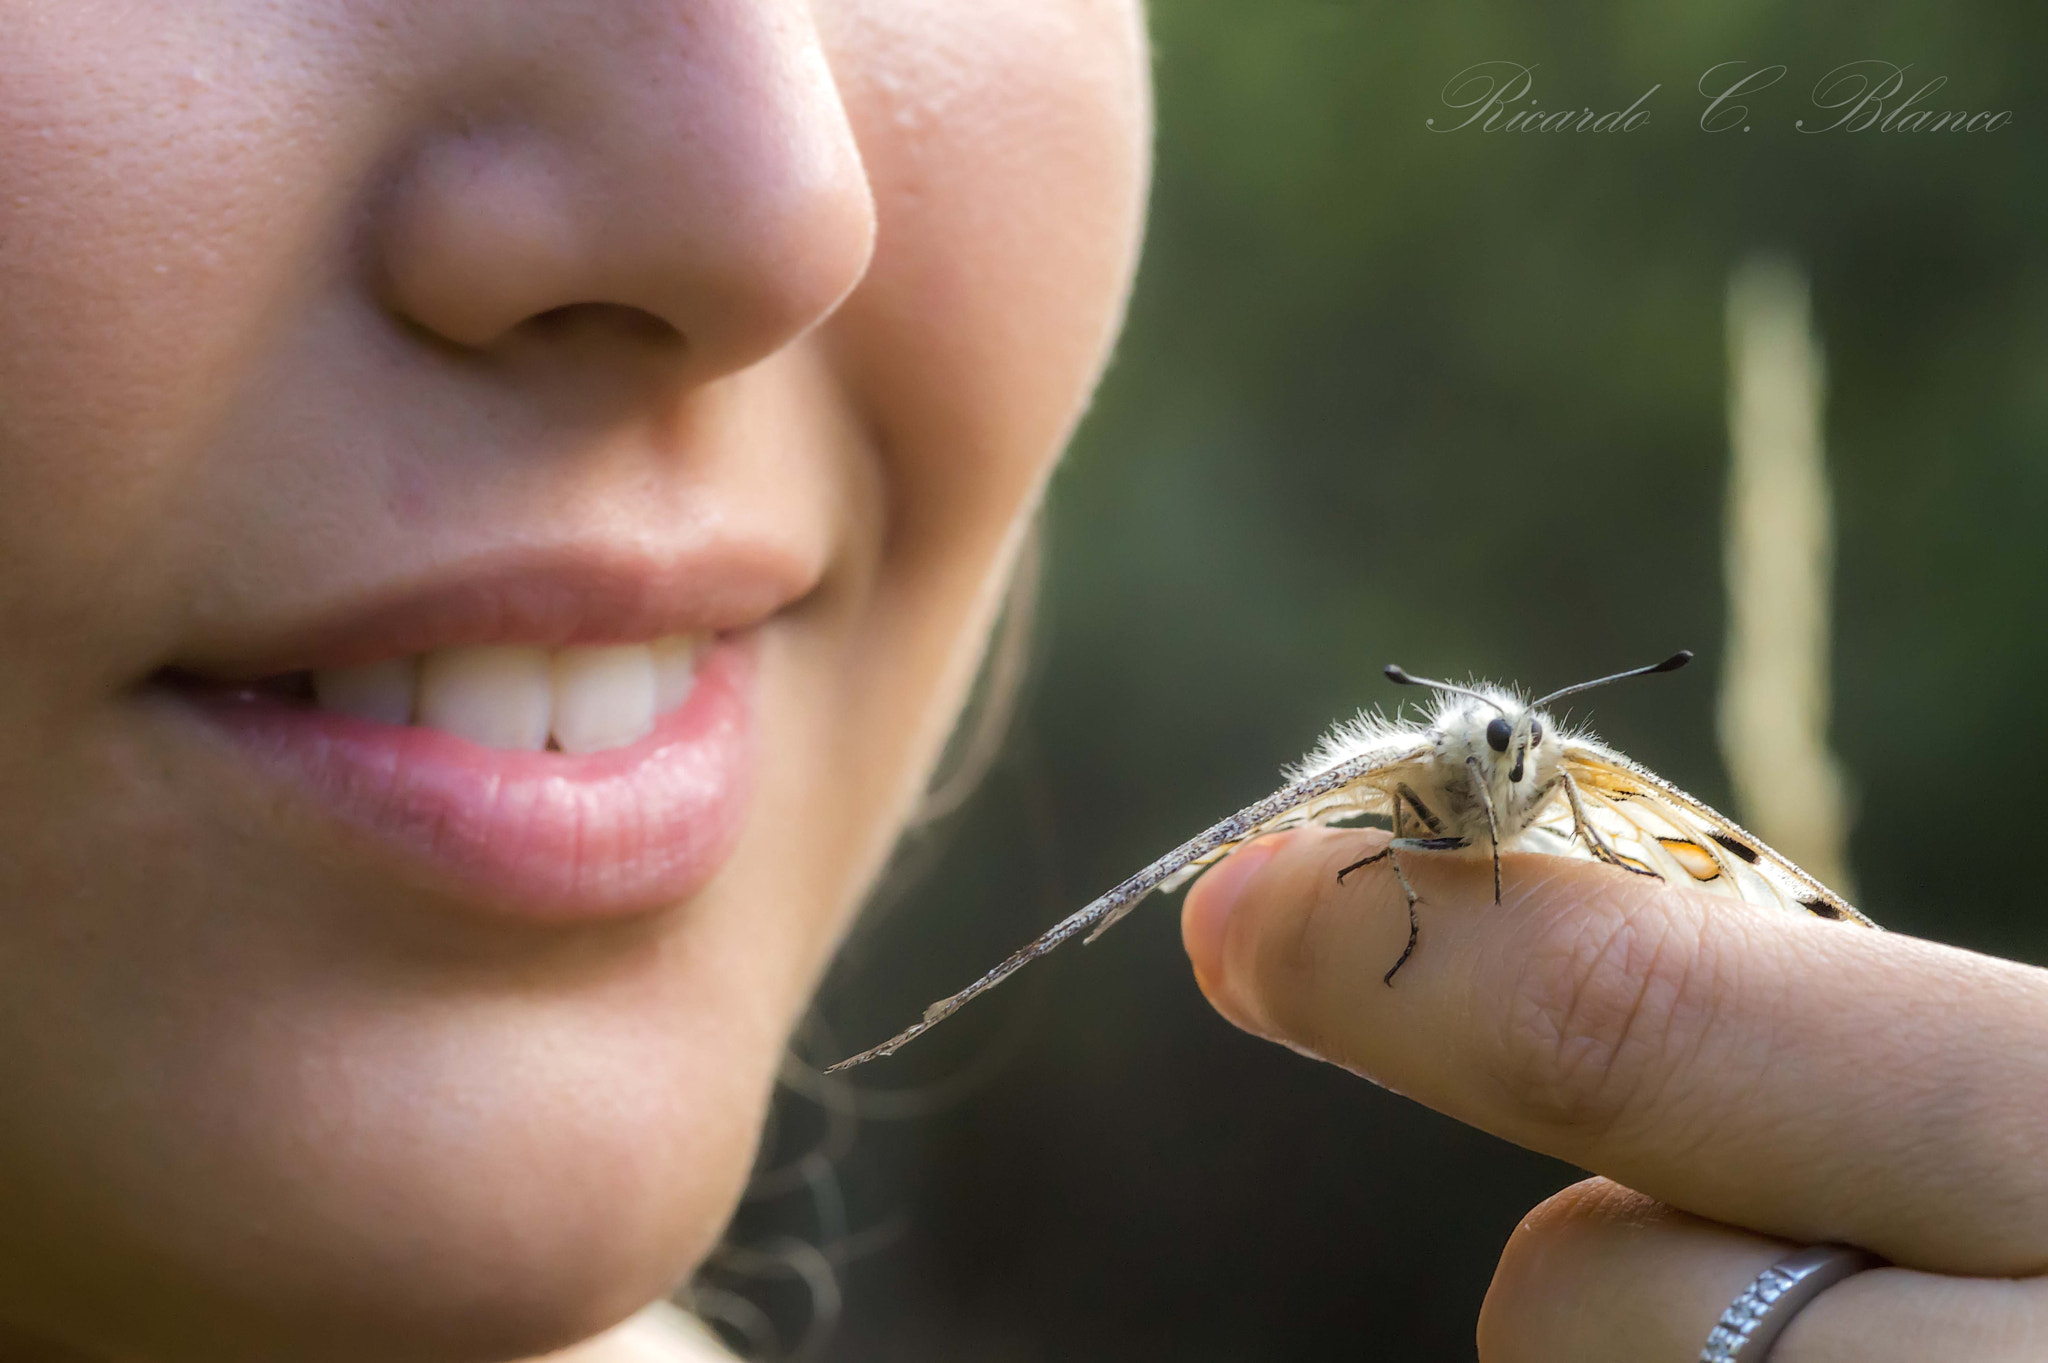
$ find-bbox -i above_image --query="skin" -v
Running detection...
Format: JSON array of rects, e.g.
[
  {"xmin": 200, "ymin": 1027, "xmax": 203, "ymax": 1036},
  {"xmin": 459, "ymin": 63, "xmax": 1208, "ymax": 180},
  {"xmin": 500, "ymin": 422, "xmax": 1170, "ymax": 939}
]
[
  {"xmin": 0, "ymin": 2, "xmax": 1148, "ymax": 1360},
  {"xmin": 1183, "ymin": 828, "xmax": 2048, "ymax": 1360}
]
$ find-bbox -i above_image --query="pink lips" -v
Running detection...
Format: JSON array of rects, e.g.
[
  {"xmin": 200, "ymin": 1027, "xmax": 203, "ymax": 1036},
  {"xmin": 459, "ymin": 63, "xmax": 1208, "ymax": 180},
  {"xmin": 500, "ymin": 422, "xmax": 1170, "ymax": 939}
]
[{"xmin": 163, "ymin": 636, "xmax": 756, "ymax": 923}]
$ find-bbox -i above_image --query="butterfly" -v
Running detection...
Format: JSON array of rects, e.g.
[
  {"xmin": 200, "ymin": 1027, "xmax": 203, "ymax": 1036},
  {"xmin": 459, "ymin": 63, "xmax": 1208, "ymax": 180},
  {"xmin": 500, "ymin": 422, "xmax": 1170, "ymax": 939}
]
[{"xmin": 827, "ymin": 650, "xmax": 1877, "ymax": 1071}]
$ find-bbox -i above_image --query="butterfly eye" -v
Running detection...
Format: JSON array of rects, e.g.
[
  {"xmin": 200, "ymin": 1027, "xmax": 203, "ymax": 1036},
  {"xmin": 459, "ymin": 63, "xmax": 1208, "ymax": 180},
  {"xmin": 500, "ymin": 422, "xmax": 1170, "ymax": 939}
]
[
  {"xmin": 1529, "ymin": 720, "xmax": 1544, "ymax": 745},
  {"xmin": 1485, "ymin": 717, "xmax": 1511, "ymax": 753}
]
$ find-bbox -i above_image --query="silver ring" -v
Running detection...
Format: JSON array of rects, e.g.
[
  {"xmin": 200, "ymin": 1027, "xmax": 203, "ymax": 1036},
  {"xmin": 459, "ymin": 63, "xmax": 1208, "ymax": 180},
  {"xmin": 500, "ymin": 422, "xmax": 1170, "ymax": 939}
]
[{"xmin": 1698, "ymin": 1244, "xmax": 1886, "ymax": 1362}]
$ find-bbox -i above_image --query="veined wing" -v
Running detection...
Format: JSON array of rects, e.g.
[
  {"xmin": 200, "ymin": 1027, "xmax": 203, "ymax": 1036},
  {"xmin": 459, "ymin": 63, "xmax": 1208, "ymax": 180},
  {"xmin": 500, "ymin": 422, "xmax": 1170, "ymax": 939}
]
[
  {"xmin": 1528, "ymin": 743, "xmax": 1877, "ymax": 928},
  {"xmin": 825, "ymin": 740, "xmax": 1431, "ymax": 1070}
]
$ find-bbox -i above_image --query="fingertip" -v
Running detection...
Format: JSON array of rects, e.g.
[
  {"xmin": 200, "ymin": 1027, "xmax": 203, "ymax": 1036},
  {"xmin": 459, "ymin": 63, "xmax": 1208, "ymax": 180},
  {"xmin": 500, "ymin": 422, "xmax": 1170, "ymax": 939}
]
[{"xmin": 1181, "ymin": 832, "xmax": 1291, "ymax": 1022}]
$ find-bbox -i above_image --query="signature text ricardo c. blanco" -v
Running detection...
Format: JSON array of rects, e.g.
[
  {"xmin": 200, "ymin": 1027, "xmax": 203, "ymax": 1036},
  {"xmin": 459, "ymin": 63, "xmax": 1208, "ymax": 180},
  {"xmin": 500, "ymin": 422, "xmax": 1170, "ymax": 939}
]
[{"xmin": 1428, "ymin": 61, "xmax": 2013, "ymax": 134}]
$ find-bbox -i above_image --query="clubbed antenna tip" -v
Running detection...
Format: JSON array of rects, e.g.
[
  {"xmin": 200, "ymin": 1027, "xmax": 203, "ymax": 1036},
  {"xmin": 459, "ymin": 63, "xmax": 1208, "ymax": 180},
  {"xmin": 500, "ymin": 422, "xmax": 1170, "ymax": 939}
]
[
  {"xmin": 1533, "ymin": 649, "xmax": 1695, "ymax": 708},
  {"xmin": 1380, "ymin": 663, "xmax": 1501, "ymax": 714}
]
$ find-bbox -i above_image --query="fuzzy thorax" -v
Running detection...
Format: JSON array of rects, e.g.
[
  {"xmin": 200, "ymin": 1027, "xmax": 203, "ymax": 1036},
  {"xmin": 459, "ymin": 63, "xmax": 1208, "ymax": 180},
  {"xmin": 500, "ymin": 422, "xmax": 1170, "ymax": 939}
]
[{"xmin": 1292, "ymin": 686, "xmax": 1582, "ymax": 848}]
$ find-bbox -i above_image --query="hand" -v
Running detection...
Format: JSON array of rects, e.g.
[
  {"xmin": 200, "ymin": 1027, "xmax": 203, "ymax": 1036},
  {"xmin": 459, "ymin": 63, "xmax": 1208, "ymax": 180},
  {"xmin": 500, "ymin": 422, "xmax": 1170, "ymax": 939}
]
[{"xmin": 1180, "ymin": 826, "xmax": 2048, "ymax": 1361}]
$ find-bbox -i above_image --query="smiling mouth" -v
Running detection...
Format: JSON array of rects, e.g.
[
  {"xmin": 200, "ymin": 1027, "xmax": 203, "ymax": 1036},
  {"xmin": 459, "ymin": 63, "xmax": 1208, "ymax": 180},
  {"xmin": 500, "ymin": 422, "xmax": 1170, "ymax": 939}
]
[
  {"xmin": 130, "ymin": 544, "xmax": 799, "ymax": 920},
  {"xmin": 152, "ymin": 632, "xmax": 758, "ymax": 923},
  {"xmin": 156, "ymin": 632, "xmax": 710, "ymax": 756}
]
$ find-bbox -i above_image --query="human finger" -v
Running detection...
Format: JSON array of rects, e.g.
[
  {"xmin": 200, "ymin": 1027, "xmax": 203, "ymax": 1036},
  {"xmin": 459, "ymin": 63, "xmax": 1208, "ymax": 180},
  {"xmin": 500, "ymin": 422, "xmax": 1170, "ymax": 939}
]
[
  {"xmin": 1477, "ymin": 1177, "xmax": 2048, "ymax": 1363},
  {"xmin": 1180, "ymin": 826, "xmax": 2048, "ymax": 1274}
]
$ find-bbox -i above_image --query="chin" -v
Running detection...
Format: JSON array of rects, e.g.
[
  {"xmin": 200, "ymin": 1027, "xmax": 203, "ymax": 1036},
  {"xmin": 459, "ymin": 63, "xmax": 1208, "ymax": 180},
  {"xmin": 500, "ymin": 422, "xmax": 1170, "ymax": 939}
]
[
  {"xmin": 7, "ymin": 980, "xmax": 783, "ymax": 1363},
  {"xmin": 269, "ymin": 1127, "xmax": 748, "ymax": 1363}
]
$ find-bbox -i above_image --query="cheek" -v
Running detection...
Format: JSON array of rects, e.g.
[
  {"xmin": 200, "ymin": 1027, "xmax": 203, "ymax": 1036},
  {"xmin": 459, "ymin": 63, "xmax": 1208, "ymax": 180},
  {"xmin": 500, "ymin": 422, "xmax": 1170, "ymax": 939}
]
[
  {"xmin": 762, "ymin": 0, "xmax": 1151, "ymax": 947},
  {"xmin": 821, "ymin": 0, "xmax": 1152, "ymax": 540},
  {"xmin": 0, "ymin": 10, "xmax": 362, "ymax": 689}
]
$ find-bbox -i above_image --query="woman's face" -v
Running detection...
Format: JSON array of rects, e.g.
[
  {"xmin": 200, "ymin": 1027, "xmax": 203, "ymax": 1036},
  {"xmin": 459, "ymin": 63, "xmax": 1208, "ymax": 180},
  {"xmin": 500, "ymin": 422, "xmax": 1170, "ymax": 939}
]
[{"xmin": 0, "ymin": 2, "xmax": 1149, "ymax": 1358}]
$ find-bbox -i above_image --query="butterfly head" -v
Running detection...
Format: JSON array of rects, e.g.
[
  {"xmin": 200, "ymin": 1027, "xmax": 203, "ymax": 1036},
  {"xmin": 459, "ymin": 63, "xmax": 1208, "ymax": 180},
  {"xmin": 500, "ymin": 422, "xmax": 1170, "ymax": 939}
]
[
  {"xmin": 1379, "ymin": 669, "xmax": 1544, "ymax": 789},
  {"xmin": 1384, "ymin": 651, "xmax": 1694, "ymax": 792},
  {"xmin": 1483, "ymin": 709, "xmax": 1544, "ymax": 783}
]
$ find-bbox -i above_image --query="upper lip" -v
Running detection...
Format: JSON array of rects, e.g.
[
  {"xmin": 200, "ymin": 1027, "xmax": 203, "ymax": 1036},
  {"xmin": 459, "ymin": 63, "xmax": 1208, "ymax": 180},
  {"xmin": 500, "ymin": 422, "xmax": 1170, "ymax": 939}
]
[{"xmin": 160, "ymin": 541, "xmax": 817, "ymax": 681}]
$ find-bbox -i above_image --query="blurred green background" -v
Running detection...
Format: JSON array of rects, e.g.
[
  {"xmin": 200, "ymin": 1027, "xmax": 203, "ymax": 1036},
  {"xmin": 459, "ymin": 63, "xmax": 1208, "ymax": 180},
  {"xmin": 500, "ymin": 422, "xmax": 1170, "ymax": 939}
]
[{"xmin": 729, "ymin": 2, "xmax": 2044, "ymax": 1358}]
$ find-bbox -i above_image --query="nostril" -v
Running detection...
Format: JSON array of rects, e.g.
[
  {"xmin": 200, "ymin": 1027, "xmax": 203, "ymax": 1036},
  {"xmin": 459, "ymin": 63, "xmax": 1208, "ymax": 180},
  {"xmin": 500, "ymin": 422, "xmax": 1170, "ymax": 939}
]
[{"xmin": 520, "ymin": 302, "xmax": 682, "ymax": 346}]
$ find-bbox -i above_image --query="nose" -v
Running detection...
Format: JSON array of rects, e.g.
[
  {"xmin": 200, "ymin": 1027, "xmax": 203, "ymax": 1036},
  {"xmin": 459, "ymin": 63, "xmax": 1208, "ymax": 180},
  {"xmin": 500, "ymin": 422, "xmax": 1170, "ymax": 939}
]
[{"xmin": 372, "ymin": 0, "xmax": 877, "ymax": 381}]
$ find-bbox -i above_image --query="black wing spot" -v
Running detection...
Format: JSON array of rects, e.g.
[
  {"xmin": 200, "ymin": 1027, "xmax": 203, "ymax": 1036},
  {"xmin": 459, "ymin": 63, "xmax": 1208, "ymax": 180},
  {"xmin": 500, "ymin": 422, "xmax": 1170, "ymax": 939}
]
[
  {"xmin": 1799, "ymin": 896, "xmax": 1848, "ymax": 921},
  {"xmin": 1709, "ymin": 833, "xmax": 1761, "ymax": 864}
]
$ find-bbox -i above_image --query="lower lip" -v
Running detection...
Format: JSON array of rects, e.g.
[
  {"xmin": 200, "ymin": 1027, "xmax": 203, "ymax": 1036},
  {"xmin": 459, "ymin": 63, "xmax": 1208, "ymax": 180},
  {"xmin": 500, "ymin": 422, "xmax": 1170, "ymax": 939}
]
[{"xmin": 158, "ymin": 637, "xmax": 756, "ymax": 923}]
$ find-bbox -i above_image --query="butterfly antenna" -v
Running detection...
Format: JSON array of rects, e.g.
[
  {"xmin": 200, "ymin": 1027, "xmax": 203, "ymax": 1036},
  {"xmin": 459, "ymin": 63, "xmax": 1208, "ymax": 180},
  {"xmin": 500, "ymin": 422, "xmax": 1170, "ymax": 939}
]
[
  {"xmin": 1533, "ymin": 650, "xmax": 1693, "ymax": 708},
  {"xmin": 1383, "ymin": 665, "xmax": 1505, "ymax": 714}
]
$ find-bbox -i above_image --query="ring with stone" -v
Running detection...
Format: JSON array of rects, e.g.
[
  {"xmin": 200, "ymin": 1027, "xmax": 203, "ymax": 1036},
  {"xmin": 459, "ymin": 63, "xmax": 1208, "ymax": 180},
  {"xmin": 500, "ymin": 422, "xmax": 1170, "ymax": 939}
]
[{"xmin": 1698, "ymin": 1244, "xmax": 1887, "ymax": 1363}]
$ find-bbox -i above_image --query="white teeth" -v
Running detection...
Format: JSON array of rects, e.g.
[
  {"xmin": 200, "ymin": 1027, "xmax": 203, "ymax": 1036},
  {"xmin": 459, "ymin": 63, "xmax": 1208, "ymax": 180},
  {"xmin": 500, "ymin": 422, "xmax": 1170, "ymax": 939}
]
[
  {"xmin": 650, "ymin": 635, "xmax": 701, "ymax": 712},
  {"xmin": 549, "ymin": 644, "xmax": 656, "ymax": 755},
  {"xmin": 416, "ymin": 644, "xmax": 553, "ymax": 752},
  {"xmin": 309, "ymin": 633, "xmax": 707, "ymax": 753},
  {"xmin": 312, "ymin": 658, "xmax": 417, "ymax": 726}
]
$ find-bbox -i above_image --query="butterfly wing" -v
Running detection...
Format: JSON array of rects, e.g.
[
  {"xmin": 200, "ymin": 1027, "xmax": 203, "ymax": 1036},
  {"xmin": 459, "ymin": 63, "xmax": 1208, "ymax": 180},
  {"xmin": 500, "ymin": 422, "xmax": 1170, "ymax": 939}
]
[
  {"xmin": 827, "ymin": 738, "xmax": 1432, "ymax": 1070},
  {"xmin": 1152, "ymin": 747, "xmax": 1421, "ymax": 896},
  {"xmin": 1530, "ymin": 741, "xmax": 1876, "ymax": 927}
]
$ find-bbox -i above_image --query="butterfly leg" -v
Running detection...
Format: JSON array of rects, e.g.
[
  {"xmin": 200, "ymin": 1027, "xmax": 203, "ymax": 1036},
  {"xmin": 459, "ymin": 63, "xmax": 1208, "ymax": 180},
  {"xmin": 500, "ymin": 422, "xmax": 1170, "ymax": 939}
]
[
  {"xmin": 1381, "ymin": 842, "xmax": 1422, "ymax": 985},
  {"xmin": 1335, "ymin": 787, "xmax": 1459, "ymax": 880},
  {"xmin": 1395, "ymin": 783, "xmax": 1446, "ymax": 835},
  {"xmin": 1464, "ymin": 756, "xmax": 1503, "ymax": 905},
  {"xmin": 1336, "ymin": 834, "xmax": 1469, "ymax": 985},
  {"xmin": 1339, "ymin": 789, "xmax": 1405, "ymax": 883},
  {"xmin": 1559, "ymin": 770, "xmax": 1661, "ymax": 879}
]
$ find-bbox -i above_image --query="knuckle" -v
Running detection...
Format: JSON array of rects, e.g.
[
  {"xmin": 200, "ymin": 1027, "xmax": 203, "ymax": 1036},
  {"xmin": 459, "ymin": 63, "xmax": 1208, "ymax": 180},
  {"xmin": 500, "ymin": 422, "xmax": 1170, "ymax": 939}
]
[
  {"xmin": 1479, "ymin": 1179, "xmax": 1640, "ymax": 1363},
  {"xmin": 1479, "ymin": 1179, "xmax": 1685, "ymax": 1363},
  {"xmin": 1489, "ymin": 880, "xmax": 1726, "ymax": 1139}
]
